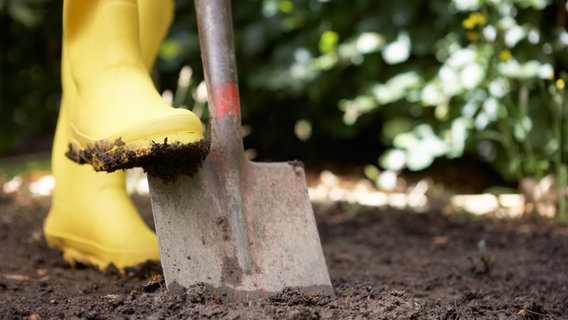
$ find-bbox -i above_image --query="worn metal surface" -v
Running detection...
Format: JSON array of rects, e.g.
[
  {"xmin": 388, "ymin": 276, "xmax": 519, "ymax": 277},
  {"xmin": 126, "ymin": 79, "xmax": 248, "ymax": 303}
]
[
  {"xmin": 147, "ymin": 0, "xmax": 333, "ymax": 301},
  {"xmin": 148, "ymin": 160, "xmax": 333, "ymax": 299}
]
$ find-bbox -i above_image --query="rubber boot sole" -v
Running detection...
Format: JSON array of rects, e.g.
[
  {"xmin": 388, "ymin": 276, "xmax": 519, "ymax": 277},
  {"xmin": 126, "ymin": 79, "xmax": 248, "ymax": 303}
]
[
  {"xmin": 44, "ymin": 227, "xmax": 160, "ymax": 273},
  {"xmin": 66, "ymin": 135, "xmax": 210, "ymax": 179}
]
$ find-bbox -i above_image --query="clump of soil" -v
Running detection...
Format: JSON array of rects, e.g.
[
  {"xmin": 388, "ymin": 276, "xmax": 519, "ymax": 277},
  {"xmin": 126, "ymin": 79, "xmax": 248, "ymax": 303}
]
[
  {"xmin": 66, "ymin": 138, "xmax": 210, "ymax": 178},
  {"xmin": 1, "ymin": 193, "xmax": 567, "ymax": 319}
]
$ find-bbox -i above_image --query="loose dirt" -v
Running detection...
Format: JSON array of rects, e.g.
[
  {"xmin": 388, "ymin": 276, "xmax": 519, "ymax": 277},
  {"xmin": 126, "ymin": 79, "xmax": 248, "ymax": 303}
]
[{"xmin": 1, "ymin": 190, "xmax": 567, "ymax": 319}]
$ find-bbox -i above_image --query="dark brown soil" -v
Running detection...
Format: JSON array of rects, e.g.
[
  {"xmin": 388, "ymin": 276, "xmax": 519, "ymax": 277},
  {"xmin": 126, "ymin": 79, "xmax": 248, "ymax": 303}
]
[
  {"xmin": 66, "ymin": 138, "xmax": 210, "ymax": 177},
  {"xmin": 1, "ymin": 191, "xmax": 567, "ymax": 319}
]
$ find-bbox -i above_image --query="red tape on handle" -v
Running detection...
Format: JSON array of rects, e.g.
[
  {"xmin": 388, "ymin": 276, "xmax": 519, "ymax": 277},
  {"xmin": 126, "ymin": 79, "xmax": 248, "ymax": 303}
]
[{"xmin": 212, "ymin": 83, "xmax": 240, "ymax": 118}]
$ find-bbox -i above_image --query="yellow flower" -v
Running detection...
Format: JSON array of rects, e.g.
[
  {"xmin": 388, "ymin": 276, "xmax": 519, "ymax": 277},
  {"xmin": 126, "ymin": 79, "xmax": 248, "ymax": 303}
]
[
  {"xmin": 555, "ymin": 78, "xmax": 565, "ymax": 90},
  {"xmin": 462, "ymin": 12, "xmax": 487, "ymax": 30},
  {"xmin": 498, "ymin": 49, "xmax": 512, "ymax": 61}
]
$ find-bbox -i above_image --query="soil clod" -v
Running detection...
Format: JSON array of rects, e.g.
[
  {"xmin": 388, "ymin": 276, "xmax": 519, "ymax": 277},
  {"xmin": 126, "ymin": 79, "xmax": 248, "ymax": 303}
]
[{"xmin": 66, "ymin": 138, "xmax": 210, "ymax": 179}]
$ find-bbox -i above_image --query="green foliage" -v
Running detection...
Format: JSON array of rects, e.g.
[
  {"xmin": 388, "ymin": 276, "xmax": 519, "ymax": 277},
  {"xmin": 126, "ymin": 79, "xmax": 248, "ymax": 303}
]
[
  {"xmin": 291, "ymin": 0, "xmax": 565, "ymax": 217},
  {"xmin": 163, "ymin": 0, "xmax": 392, "ymax": 162},
  {"xmin": 0, "ymin": 0, "xmax": 62, "ymax": 155},
  {"xmin": 273, "ymin": 0, "xmax": 566, "ymax": 182}
]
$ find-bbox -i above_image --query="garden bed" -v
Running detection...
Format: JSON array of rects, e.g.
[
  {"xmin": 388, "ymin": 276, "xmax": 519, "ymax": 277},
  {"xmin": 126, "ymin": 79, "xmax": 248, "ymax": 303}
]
[{"xmin": 1, "ymin": 182, "xmax": 567, "ymax": 319}]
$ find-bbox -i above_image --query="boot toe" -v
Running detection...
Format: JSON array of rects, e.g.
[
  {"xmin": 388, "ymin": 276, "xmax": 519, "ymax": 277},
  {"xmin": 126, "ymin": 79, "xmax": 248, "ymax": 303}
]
[
  {"xmin": 45, "ymin": 225, "xmax": 160, "ymax": 272},
  {"xmin": 67, "ymin": 108, "xmax": 209, "ymax": 172}
]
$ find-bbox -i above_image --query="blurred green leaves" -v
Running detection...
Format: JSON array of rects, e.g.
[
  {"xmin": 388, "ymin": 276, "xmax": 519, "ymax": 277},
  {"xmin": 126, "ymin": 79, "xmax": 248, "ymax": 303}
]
[
  {"xmin": 321, "ymin": 0, "xmax": 564, "ymax": 182},
  {"xmin": 0, "ymin": 0, "xmax": 61, "ymax": 155},
  {"xmin": 0, "ymin": 0, "xmax": 48, "ymax": 27},
  {"xmin": 319, "ymin": 30, "xmax": 339, "ymax": 54}
]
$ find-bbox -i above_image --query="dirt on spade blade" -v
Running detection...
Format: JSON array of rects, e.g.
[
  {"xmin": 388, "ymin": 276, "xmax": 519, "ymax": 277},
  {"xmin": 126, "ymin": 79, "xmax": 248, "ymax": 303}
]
[{"xmin": 1, "ymin": 192, "xmax": 568, "ymax": 319}]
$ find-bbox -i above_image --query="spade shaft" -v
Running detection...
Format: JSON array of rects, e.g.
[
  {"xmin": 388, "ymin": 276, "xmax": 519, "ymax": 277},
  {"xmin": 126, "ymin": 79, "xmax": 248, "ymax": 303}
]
[{"xmin": 195, "ymin": 0, "xmax": 252, "ymax": 275}]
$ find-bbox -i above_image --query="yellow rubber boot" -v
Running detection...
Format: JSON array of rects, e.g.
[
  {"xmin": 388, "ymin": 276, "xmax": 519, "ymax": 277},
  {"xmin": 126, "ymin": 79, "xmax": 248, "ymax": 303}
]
[
  {"xmin": 44, "ymin": 0, "xmax": 177, "ymax": 272},
  {"xmin": 63, "ymin": 0, "xmax": 205, "ymax": 172}
]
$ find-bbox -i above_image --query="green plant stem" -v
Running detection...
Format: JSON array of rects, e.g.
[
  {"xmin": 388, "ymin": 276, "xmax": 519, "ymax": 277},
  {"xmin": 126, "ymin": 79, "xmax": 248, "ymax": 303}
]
[
  {"xmin": 557, "ymin": 87, "xmax": 568, "ymax": 221},
  {"xmin": 548, "ymin": 82, "xmax": 567, "ymax": 220},
  {"xmin": 558, "ymin": 166, "xmax": 567, "ymax": 222},
  {"xmin": 499, "ymin": 82, "xmax": 524, "ymax": 180},
  {"xmin": 517, "ymin": 84, "xmax": 538, "ymax": 177},
  {"xmin": 497, "ymin": 120, "xmax": 523, "ymax": 180}
]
